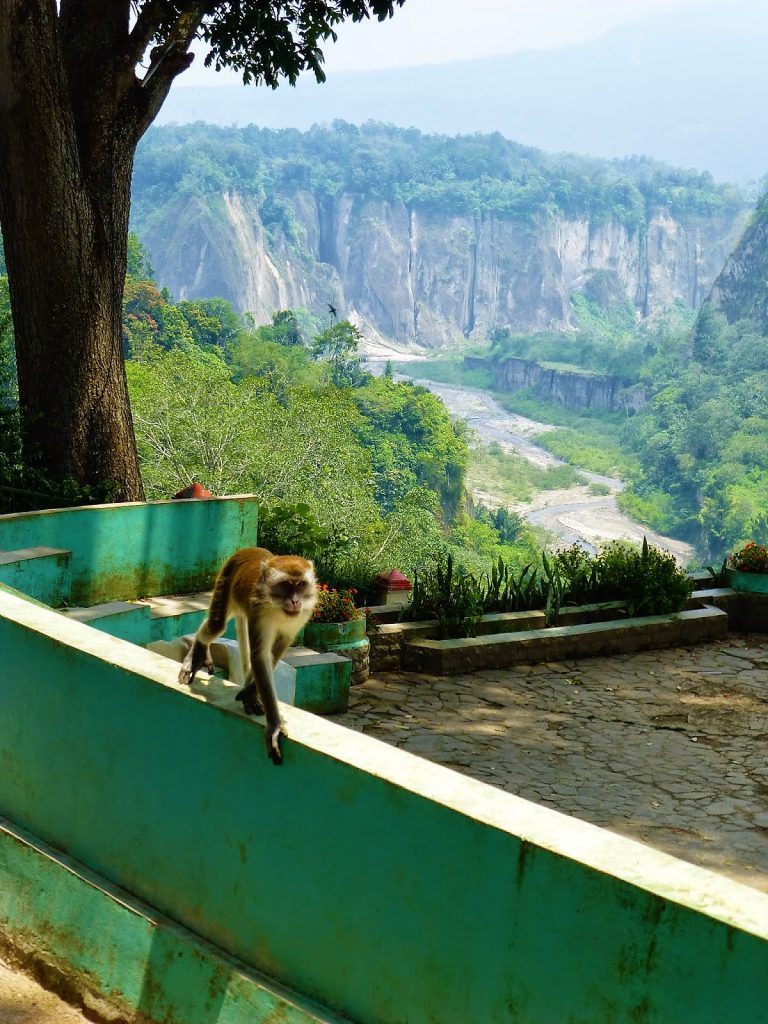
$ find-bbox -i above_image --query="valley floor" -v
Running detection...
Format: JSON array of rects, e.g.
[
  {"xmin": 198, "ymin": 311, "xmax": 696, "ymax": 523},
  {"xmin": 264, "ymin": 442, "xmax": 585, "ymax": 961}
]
[{"xmin": 401, "ymin": 374, "xmax": 695, "ymax": 563}]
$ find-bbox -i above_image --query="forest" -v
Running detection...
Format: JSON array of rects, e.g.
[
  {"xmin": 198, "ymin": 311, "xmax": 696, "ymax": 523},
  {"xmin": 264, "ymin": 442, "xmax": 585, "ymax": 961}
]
[
  {"xmin": 133, "ymin": 120, "xmax": 745, "ymax": 234},
  {"xmin": 0, "ymin": 236, "xmax": 553, "ymax": 593},
  {"xmin": 2, "ymin": 117, "xmax": 766, "ymax": 570},
  {"xmin": 411, "ymin": 252, "xmax": 768, "ymax": 561},
  {"xmin": 4, "ymin": 209, "xmax": 767, "ymax": 570}
]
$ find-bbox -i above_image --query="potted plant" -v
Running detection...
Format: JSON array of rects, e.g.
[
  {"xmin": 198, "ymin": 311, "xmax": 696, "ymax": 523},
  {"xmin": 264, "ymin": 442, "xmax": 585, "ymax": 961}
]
[
  {"xmin": 303, "ymin": 586, "xmax": 369, "ymax": 684},
  {"xmin": 724, "ymin": 541, "xmax": 768, "ymax": 594}
]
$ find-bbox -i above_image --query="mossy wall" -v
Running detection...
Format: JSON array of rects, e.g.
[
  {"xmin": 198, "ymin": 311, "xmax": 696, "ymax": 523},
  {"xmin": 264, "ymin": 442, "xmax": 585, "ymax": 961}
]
[
  {"xmin": 0, "ymin": 496, "xmax": 259, "ymax": 604},
  {"xmin": 1, "ymin": 588, "xmax": 767, "ymax": 1023}
]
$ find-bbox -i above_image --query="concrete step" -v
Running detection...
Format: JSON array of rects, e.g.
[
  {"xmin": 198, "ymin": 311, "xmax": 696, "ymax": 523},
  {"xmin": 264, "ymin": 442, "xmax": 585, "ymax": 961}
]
[
  {"xmin": 138, "ymin": 591, "xmax": 244, "ymax": 644},
  {"xmin": 282, "ymin": 646, "xmax": 351, "ymax": 714},
  {"xmin": 0, "ymin": 546, "xmax": 71, "ymax": 606},
  {"xmin": 147, "ymin": 636, "xmax": 350, "ymax": 715},
  {"xmin": 61, "ymin": 601, "xmax": 152, "ymax": 644}
]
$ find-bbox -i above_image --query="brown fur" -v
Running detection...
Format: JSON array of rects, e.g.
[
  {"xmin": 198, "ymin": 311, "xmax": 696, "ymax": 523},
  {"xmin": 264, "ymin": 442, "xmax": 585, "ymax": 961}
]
[{"xmin": 179, "ymin": 546, "xmax": 317, "ymax": 764}]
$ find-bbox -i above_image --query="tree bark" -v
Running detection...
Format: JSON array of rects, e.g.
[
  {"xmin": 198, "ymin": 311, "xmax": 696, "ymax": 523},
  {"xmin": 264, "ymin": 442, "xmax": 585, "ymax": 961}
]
[
  {"xmin": 0, "ymin": 2, "xmax": 149, "ymax": 500},
  {"xmin": 0, "ymin": 0, "xmax": 398, "ymax": 501}
]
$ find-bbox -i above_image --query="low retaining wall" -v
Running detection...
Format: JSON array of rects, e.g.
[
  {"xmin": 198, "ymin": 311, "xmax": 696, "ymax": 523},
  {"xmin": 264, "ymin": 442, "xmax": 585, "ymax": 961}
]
[
  {"xmin": 370, "ymin": 599, "xmax": 730, "ymax": 675},
  {"xmin": 403, "ymin": 606, "xmax": 728, "ymax": 675},
  {"xmin": 2, "ymin": 588, "xmax": 768, "ymax": 1022},
  {"xmin": 0, "ymin": 496, "xmax": 259, "ymax": 604},
  {"xmin": 370, "ymin": 610, "xmax": 546, "ymax": 671}
]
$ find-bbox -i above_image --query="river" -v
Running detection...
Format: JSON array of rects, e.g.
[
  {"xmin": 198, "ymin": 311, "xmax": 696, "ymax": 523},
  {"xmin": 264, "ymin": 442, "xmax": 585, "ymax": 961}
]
[{"xmin": 391, "ymin": 371, "xmax": 695, "ymax": 564}]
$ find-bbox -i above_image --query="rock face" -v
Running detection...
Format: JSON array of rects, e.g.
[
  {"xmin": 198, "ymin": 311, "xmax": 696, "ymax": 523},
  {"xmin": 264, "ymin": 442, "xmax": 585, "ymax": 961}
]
[
  {"xmin": 707, "ymin": 195, "xmax": 768, "ymax": 330},
  {"xmin": 142, "ymin": 190, "xmax": 743, "ymax": 347},
  {"xmin": 493, "ymin": 357, "xmax": 621, "ymax": 412}
]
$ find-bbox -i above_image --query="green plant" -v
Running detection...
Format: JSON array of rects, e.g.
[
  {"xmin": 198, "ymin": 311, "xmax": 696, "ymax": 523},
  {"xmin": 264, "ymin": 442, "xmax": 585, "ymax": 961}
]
[
  {"xmin": 541, "ymin": 551, "xmax": 565, "ymax": 625},
  {"xmin": 478, "ymin": 557, "xmax": 541, "ymax": 613},
  {"xmin": 404, "ymin": 553, "xmax": 482, "ymax": 639},
  {"xmin": 311, "ymin": 585, "xmax": 364, "ymax": 623},
  {"xmin": 588, "ymin": 481, "xmax": 611, "ymax": 496},
  {"xmin": 552, "ymin": 544, "xmax": 599, "ymax": 605},
  {"xmin": 729, "ymin": 541, "xmax": 768, "ymax": 574},
  {"xmin": 593, "ymin": 538, "xmax": 692, "ymax": 615},
  {"xmin": 258, "ymin": 501, "xmax": 330, "ymax": 559},
  {"xmin": 548, "ymin": 539, "xmax": 692, "ymax": 615}
]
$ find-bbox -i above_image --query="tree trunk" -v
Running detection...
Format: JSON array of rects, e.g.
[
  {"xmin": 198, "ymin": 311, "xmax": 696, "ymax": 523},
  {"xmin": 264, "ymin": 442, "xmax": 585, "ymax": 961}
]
[{"xmin": 0, "ymin": 2, "xmax": 145, "ymax": 501}]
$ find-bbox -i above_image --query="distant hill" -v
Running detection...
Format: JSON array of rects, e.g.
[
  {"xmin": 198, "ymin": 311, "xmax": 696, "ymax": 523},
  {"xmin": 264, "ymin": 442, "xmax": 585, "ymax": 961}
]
[{"xmin": 157, "ymin": 0, "xmax": 768, "ymax": 184}]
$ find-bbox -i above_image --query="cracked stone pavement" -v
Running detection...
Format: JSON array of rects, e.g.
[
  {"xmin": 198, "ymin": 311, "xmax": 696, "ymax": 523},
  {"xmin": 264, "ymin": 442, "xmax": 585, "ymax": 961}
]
[{"xmin": 330, "ymin": 635, "xmax": 768, "ymax": 892}]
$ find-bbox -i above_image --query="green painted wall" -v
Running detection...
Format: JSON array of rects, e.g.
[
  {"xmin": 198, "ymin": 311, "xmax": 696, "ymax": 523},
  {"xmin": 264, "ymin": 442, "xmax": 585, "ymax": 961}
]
[
  {"xmin": 0, "ymin": 818, "xmax": 345, "ymax": 1024},
  {"xmin": 0, "ymin": 547, "xmax": 71, "ymax": 605},
  {"xmin": 0, "ymin": 496, "xmax": 259, "ymax": 604},
  {"xmin": 1, "ymin": 590, "xmax": 768, "ymax": 1023}
]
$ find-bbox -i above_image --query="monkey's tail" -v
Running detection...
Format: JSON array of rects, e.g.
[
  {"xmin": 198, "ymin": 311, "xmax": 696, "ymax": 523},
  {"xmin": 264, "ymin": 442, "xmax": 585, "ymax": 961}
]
[{"xmin": 200, "ymin": 556, "xmax": 238, "ymax": 640}]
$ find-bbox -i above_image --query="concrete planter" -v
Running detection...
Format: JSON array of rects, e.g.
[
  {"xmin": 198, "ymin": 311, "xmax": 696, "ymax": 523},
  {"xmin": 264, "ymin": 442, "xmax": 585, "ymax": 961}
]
[
  {"xmin": 724, "ymin": 567, "xmax": 768, "ymax": 594},
  {"xmin": 304, "ymin": 615, "xmax": 369, "ymax": 684}
]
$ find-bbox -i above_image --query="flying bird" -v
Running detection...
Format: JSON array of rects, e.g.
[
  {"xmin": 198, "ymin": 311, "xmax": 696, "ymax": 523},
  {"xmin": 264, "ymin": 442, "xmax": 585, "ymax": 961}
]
[{"xmin": 327, "ymin": 303, "xmax": 338, "ymax": 318}]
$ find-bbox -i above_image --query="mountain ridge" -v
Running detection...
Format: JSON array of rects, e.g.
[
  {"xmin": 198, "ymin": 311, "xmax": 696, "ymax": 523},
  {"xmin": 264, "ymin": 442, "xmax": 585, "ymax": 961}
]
[{"xmin": 157, "ymin": 0, "xmax": 768, "ymax": 182}]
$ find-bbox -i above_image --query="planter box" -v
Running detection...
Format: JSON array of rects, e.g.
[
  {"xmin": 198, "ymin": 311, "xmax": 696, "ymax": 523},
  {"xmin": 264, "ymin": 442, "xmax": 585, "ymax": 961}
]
[
  {"xmin": 369, "ymin": 610, "xmax": 546, "ymax": 672},
  {"xmin": 304, "ymin": 616, "xmax": 369, "ymax": 685},
  {"xmin": 724, "ymin": 567, "xmax": 768, "ymax": 594},
  {"xmin": 402, "ymin": 607, "xmax": 728, "ymax": 676}
]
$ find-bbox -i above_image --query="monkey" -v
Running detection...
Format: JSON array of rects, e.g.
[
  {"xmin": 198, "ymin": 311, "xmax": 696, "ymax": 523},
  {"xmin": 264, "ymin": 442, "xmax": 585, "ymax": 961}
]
[{"xmin": 178, "ymin": 547, "xmax": 317, "ymax": 765}]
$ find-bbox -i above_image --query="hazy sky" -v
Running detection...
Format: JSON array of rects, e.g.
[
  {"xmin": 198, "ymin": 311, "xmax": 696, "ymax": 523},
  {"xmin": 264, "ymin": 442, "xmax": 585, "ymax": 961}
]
[{"xmin": 182, "ymin": 0, "xmax": 706, "ymax": 85}]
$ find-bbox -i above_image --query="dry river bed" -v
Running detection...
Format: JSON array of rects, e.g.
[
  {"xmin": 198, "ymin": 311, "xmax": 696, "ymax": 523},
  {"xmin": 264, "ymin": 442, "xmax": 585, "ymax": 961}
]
[{"xmin": 398, "ymin": 372, "xmax": 694, "ymax": 563}]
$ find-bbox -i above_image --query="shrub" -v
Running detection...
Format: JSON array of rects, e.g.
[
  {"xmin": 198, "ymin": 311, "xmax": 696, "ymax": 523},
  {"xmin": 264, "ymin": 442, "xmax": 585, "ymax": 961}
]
[
  {"xmin": 479, "ymin": 558, "xmax": 541, "ymax": 613},
  {"xmin": 404, "ymin": 553, "xmax": 482, "ymax": 639},
  {"xmin": 403, "ymin": 539, "xmax": 692, "ymax": 637},
  {"xmin": 729, "ymin": 541, "xmax": 768, "ymax": 574},
  {"xmin": 556, "ymin": 538, "xmax": 692, "ymax": 615}
]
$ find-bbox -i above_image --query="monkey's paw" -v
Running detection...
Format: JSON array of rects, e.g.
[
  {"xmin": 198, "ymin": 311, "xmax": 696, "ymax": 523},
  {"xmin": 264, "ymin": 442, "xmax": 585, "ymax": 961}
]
[
  {"xmin": 265, "ymin": 724, "xmax": 283, "ymax": 766},
  {"xmin": 235, "ymin": 682, "xmax": 264, "ymax": 717},
  {"xmin": 178, "ymin": 643, "xmax": 214, "ymax": 686}
]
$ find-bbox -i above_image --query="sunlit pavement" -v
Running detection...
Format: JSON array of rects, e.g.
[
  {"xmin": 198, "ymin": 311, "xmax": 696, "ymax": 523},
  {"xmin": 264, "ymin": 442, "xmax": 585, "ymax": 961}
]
[
  {"xmin": 331, "ymin": 635, "xmax": 768, "ymax": 892},
  {"xmin": 0, "ymin": 957, "xmax": 95, "ymax": 1024}
]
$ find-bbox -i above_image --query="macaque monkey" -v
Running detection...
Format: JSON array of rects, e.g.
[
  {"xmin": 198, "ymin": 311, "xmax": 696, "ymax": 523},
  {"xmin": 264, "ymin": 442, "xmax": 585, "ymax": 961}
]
[{"xmin": 178, "ymin": 547, "xmax": 317, "ymax": 764}]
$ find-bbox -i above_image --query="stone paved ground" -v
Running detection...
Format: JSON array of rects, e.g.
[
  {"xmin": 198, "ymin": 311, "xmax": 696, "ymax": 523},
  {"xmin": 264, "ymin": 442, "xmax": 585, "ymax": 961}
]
[{"xmin": 329, "ymin": 634, "xmax": 768, "ymax": 892}]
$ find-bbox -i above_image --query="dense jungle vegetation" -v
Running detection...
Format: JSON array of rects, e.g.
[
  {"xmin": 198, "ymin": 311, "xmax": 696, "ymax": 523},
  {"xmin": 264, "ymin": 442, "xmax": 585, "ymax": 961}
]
[
  {"xmin": 5, "ymin": 225, "xmax": 766, "ymax": 568},
  {"xmin": 621, "ymin": 305, "xmax": 768, "ymax": 558},
  {"xmin": 405, "ymin": 268, "xmax": 768, "ymax": 561},
  {"xmin": 0, "ymin": 237, "xmax": 551, "ymax": 590},
  {"xmin": 133, "ymin": 121, "xmax": 744, "ymax": 233}
]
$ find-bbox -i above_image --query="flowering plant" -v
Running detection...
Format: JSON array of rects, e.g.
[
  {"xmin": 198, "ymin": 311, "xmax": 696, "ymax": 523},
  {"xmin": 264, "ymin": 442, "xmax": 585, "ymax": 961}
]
[
  {"xmin": 311, "ymin": 584, "xmax": 365, "ymax": 623},
  {"xmin": 729, "ymin": 541, "xmax": 768, "ymax": 574}
]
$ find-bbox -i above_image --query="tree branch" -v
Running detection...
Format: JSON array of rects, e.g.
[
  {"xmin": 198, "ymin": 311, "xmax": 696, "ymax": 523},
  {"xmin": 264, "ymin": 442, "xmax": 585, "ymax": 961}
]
[
  {"xmin": 133, "ymin": 3, "xmax": 209, "ymax": 136},
  {"xmin": 126, "ymin": 0, "xmax": 179, "ymax": 65}
]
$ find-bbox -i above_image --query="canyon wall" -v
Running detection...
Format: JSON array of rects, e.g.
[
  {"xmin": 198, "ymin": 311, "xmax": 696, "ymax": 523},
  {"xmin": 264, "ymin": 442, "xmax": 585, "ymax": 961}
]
[{"xmin": 140, "ymin": 190, "xmax": 743, "ymax": 348}]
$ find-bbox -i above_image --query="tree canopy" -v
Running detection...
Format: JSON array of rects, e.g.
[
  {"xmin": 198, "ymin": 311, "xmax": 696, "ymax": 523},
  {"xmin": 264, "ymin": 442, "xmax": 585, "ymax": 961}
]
[
  {"xmin": 133, "ymin": 120, "xmax": 746, "ymax": 234},
  {"xmin": 0, "ymin": 0, "xmax": 405, "ymax": 503}
]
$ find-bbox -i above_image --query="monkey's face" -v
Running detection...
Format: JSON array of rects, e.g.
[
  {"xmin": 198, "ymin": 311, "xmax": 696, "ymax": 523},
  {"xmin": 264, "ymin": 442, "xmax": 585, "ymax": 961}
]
[
  {"xmin": 273, "ymin": 577, "xmax": 314, "ymax": 617},
  {"xmin": 262, "ymin": 556, "xmax": 318, "ymax": 621}
]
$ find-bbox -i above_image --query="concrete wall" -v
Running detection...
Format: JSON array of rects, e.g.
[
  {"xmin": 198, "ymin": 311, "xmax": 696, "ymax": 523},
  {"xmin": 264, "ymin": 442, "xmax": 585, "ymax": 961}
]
[
  {"xmin": 0, "ymin": 817, "xmax": 344, "ymax": 1024},
  {"xmin": 1, "ymin": 588, "xmax": 768, "ymax": 1023},
  {"xmin": 0, "ymin": 496, "xmax": 259, "ymax": 604}
]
